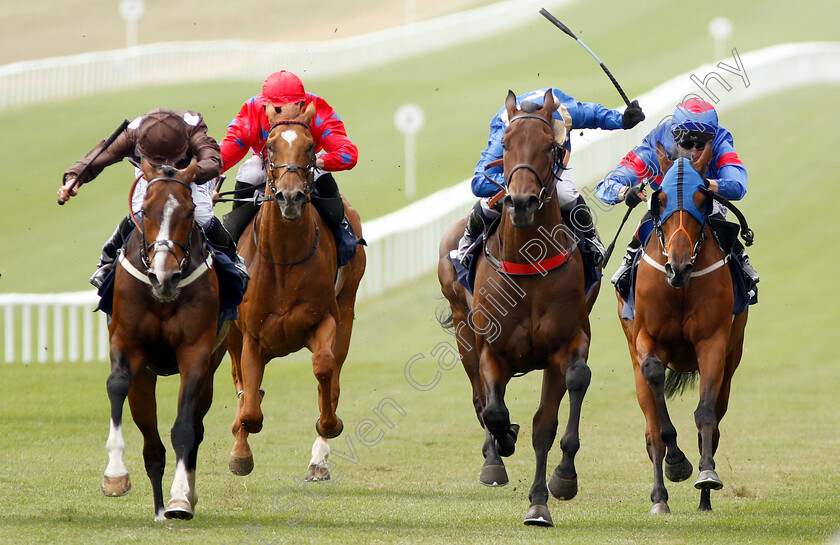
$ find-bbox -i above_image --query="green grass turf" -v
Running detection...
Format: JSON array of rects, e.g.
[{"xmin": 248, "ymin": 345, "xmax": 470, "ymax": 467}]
[{"xmin": 0, "ymin": 84, "xmax": 838, "ymax": 543}]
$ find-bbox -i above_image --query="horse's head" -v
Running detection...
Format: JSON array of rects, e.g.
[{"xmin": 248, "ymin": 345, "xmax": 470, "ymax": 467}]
[
  {"xmin": 651, "ymin": 142, "xmax": 713, "ymax": 288},
  {"xmin": 139, "ymin": 157, "xmax": 198, "ymax": 301},
  {"xmin": 262, "ymin": 101, "xmax": 317, "ymax": 221},
  {"xmin": 501, "ymin": 90, "xmax": 561, "ymax": 229}
]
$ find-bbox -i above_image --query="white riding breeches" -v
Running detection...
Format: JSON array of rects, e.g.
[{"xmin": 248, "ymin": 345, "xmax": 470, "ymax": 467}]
[
  {"xmin": 235, "ymin": 153, "xmax": 331, "ymax": 191},
  {"xmin": 479, "ymin": 175, "xmax": 580, "ymax": 215},
  {"xmin": 131, "ymin": 167, "xmax": 216, "ymax": 228}
]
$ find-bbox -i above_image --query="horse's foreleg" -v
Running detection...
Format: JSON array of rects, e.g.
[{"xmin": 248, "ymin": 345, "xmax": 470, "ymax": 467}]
[
  {"xmin": 306, "ymin": 436, "xmax": 332, "ymax": 481},
  {"xmin": 226, "ymin": 323, "xmax": 253, "ymax": 475},
  {"xmin": 632, "ymin": 357, "xmax": 671, "ymax": 514},
  {"xmin": 549, "ymin": 339, "xmax": 591, "ymax": 504},
  {"xmin": 102, "ymin": 343, "xmax": 135, "ymax": 500},
  {"xmin": 126, "ymin": 369, "xmax": 166, "ymax": 520},
  {"xmin": 164, "ymin": 345, "xmax": 213, "ymax": 520},
  {"xmin": 693, "ymin": 336, "xmax": 730, "ymax": 507},
  {"xmin": 309, "ymin": 315, "xmax": 342, "ymax": 439},
  {"xmin": 479, "ymin": 349, "xmax": 516, "ymax": 458},
  {"xmin": 524, "ymin": 367, "xmax": 566, "ymax": 527},
  {"xmin": 239, "ymin": 334, "xmax": 266, "ymax": 435}
]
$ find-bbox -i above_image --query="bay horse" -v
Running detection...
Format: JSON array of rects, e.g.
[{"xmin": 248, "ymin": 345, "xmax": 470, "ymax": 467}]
[
  {"xmin": 102, "ymin": 158, "xmax": 228, "ymax": 520},
  {"xmin": 617, "ymin": 143, "xmax": 749, "ymax": 513},
  {"xmin": 438, "ymin": 90, "xmax": 592, "ymax": 526},
  {"xmin": 226, "ymin": 101, "xmax": 365, "ymax": 480}
]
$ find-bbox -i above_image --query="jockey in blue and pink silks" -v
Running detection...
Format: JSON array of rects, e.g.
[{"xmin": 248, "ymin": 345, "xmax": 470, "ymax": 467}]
[
  {"xmin": 455, "ymin": 88, "xmax": 646, "ymax": 270},
  {"xmin": 595, "ymin": 97, "xmax": 759, "ymax": 294}
]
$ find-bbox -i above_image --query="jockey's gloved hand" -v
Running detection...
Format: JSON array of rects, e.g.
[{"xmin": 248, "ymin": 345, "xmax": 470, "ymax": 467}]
[
  {"xmin": 624, "ymin": 185, "xmax": 645, "ymax": 209},
  {"xmin": 622, "ymin": 100, "xmax": 645, "ymax": 129}
]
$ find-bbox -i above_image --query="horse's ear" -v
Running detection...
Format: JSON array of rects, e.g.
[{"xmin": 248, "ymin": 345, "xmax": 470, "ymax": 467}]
[
  {"xmin": 139, "ymin": 156, "xmax": 156, "ymax": 181},
  {"xmin": 693, "ymin": 141, "xmax": 713, "ymax": 175},
  {"xmin": 301, "ymin": 101, "xmax": 316, "ymax": 125},
  {"xmin": 264, "ymin": 101, "xmax": 278, "ymax": 123},
  {"xmin": 541, "ymin": 90, "xmax": 555, "ymax": 119},
  {"xmin": 505, "ymin": 90, "xmax": 517, "ymax": 119},
  {"xmin": 656, "ymin": 142, "xmax": 673, "ymax": 173},
  {"xmin": 179, "ymin": 157, "xmax": 198, "ymax": 182}
]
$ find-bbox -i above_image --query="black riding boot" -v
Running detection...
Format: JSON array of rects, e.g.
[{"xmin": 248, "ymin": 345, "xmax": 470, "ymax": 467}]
[
  {"xmin": 311, "ymin": 173, "xmax": 346, "ymax": 231},
  {"xmin": 611, "ymin": 237, "xmax": 642, "ymax": 295},
  {"xmin": 222, "ymin": 181, "xmax": 259, "ymax": 243},
  {"xmin": 566, "ymin": 195, "xmax": 605, "ymax": 266},
  {"xmin": 456, "ymin": 200, "xmax": 498, "ymax": 269},
  {"xmin": 204, "ymin": 216, "xmax": 249, "ymax": 283},
  {"xmin": 733, "ymin": 239, "xmax": 760, "ymax": 285},
  {"xmin": 90, "ymin": 215, "xmax": 135, "ymax": 289}
]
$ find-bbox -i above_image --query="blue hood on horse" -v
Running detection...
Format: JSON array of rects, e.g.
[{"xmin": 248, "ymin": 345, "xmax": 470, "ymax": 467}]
[{"xmin": 656, "ymin": 157, "xmax": 710, "ymax": 226}]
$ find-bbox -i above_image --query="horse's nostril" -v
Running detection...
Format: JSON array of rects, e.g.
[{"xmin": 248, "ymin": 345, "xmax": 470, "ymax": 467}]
[{"xmin": 148, "ymin": 273, "xmax": 160, "ymax": 287}]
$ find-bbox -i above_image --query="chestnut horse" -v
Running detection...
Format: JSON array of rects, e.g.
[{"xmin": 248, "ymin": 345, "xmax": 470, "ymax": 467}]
[
  {"xmin": 439, "ymin": 90, "xmax": 592, "ymax": 526},
  {"xmin": 617, "ymin": 144, "xmax": 748, "ymax": 513},
  {"xmin": 226, "ymin": 102, "xmax": 365, "ymax": 480},
  {"xmin": 102, "ymin": 158, "xmax": 228, "ymax": 520}
]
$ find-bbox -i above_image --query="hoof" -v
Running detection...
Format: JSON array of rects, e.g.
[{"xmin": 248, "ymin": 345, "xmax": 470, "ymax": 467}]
[
  {"xmin": 315, "ymin": 418, "xmax": 344, "ymax": 439},
  {"xmin": 694, "ymin": 469, "xmax": 723, "ymax": 490},
  {"xmin": 548, "ymin": 471, "xmax": 577, "ymax": 500},
  {"xmin": 510, "ymin": 422, "xmax": 521, "ymax": 440},
  {"xmin": 478, "ymin": 464, "xmax": 508, "ymax": 487},
  {"xmin": 665, "ymin": 456, "xmax": 693, "ymax": 482},
  {"xmin": 164, "ymin": 498, "xmax": 194, "ymax": 520},
  {"xmin": 523, "ymin": 504, "xmax": 554, "ymax": 527},
  {"xmin": 228, "ymin": 454, "xmax": 254, "ymax": 476},
  {"xmin": 101, "ymin": 474, "xmax": 131, "ymax": 497},
  {"xmin": 305, "ymin": 462, "xmax": 331, "ymax": 482},
  {"xmin": 650, "ymin": 501, "xmax": 671, "ymax": 514}
]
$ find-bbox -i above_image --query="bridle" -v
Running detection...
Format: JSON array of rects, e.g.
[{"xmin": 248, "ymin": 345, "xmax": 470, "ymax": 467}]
[
  {"xmin": 260, "ymin": 120, "xmax": 317, "ymax": 203},
  {"xmin": 130, "ymin": 175, "xmax": 197, "ymax": 274},
  {"xmin": 498, "ymin": 113, "xmax": 565, "ymax": 208}
]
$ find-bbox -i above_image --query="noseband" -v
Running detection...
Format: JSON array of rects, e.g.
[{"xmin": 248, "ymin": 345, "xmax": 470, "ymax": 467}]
[
  {"xmin": 261, "ymin": 120, "xmax": 317, "ymax": 203},
  {"xmin": 134, "ymin": 175, "xmax": 196, "ymax": 273},
  {"xmin": 500, "ymin": 113, "xmax": 565, "ymax": 208}
]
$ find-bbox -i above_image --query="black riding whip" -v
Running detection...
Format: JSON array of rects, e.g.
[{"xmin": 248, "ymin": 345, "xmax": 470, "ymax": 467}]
[
  {"xmin": 539, "ymin": 8, "xmax": 632, "ymax": 107},
  {"xmin": 601, "ymin": 182, "xmax": 646, "ymax": 268},
  {"xmin": 58, "ymin": 119, "xmax": 130, "ymax": 205}
]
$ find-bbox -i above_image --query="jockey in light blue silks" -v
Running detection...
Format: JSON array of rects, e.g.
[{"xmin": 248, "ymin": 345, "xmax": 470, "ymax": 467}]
[
  {"xmin": 455, "ymin": 88, "xmax": 645, "ymax": 269},
  {"xmin": 595, "ymin": 97, "xmax": 759, "ymax": 295}
]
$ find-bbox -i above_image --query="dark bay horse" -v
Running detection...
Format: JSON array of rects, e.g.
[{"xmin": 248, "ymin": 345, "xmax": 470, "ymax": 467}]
[
  {"xmin": 617, "ymin": 143, "xmax": 749, "ymax": 513},
  {"xmin": 439, "ymin": 90, "xmax": 592, "ymax": 526},
  {"xmin": 102, "ymin": 158, "xmax": 228, "ymax": 520},
  {"xmin": 226, "ymin": 101, "xmax": 366, "ymax": 480}
]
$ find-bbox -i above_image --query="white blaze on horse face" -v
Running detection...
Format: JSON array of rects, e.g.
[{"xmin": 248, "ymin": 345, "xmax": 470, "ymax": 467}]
[
  {"xmin": 104, "ymin": 419, "xmax": 128, "ymax": 478},
  {"xmin": 309, "ymin": 435, "xmax": 330, "ymax": 467},
  {"xmin": 281, "ymin": 129, "xmax": 298, "ymax": 148},
  {"xmin": 152, "ymin": 194, "xmax": 180, "ymax": 275}
]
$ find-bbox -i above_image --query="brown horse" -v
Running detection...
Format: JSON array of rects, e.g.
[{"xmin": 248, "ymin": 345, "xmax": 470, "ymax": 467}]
[
  {"xmin": 226, "ymin": 101, "xmax": 365, "ymax": 480},
  {"xmin": 439, "ymin": 90, "xmax": 592, "ymax": 526},
  {"xmin": 617, "ymin": 143, "xmax": 749, "ymax": 513},
  {"xmin": 102, "ymin": 158, "xmax": 228, "ymax": 520}
]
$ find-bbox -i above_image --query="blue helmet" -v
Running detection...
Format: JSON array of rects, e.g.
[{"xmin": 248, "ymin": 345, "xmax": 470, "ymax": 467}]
[{"xmin": 671, "ymin": 98, "xmax": 718, "ymax": 142}]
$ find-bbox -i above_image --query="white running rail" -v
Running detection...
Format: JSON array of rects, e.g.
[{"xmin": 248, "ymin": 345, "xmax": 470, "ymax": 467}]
[{"xmin": 2, "ymin": 42, "xmax": 839, "ymax": 362}]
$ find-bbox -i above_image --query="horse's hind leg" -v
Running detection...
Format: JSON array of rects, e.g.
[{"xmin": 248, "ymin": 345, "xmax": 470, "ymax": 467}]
[
  {"xmin": 227, "ymin": 323, "xmax": 254, "ymax": 476},
  {"xmin": 127, "ymin": 370, "xmax": 166, "ymax": 520},
  {"xmin": 548, "ymin": 341, "xmax": 592, "ymax": 504}
]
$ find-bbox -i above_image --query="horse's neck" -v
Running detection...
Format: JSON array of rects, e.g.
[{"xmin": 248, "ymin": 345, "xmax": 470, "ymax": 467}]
[
  {"xmin": 258, "ymin": 202, "xmax": 317, "ymax": 257},
  {"xmin": 498, "ymin": 203, "xmax": 565, "ymax": 262}
]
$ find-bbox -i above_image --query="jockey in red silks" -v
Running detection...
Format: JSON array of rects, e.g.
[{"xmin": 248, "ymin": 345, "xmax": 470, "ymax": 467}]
[
  {"xmin": 219, "ymin": 70, "xmax": 359, "ymax": 241},
  {"xmin": 595, "ymin": 97, "xmax": 758, "ymax": 296}
]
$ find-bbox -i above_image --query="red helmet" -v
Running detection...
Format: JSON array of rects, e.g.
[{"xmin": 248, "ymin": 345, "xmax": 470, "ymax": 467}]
[{"xmin": 261, "ymin": 70, "xmax": 306, "ymax": 105}]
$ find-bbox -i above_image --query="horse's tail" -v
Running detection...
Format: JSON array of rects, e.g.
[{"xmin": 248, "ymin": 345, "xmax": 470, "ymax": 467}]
[
  {"xmin": 436, "ymin": 300, "xmax": 454, "ymax": 333},
  {"xmin": 664, "ymin": 369, "xmax": 699, "ymax": 398}
]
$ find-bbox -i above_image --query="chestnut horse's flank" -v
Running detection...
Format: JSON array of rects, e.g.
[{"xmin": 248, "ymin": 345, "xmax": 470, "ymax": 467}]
[
  {"xmin": 102, "ymin": 158, "xmax": 229, "ymax": 521},
  {"xmin": 617, "ymin": 143, "xmax": 749, "ymax": 513},
  {"xmin": 439, "ymin": 90, "xmax": 593, "ymax": 526},
  {"xmin": 226, "ymin": 101, "xmax": 366, "ymax": 480}
]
